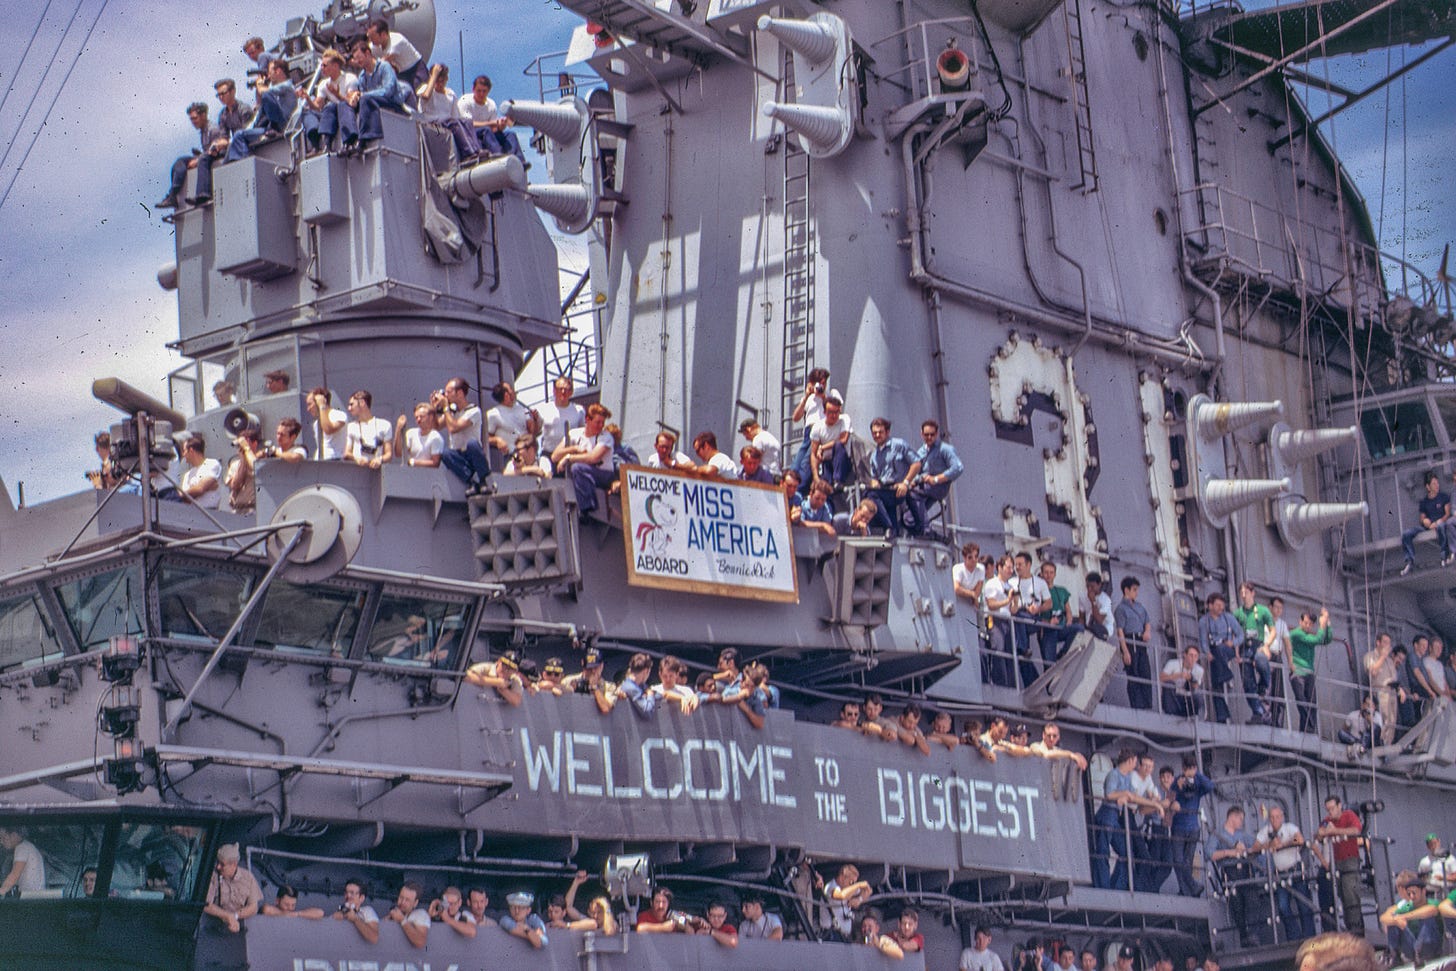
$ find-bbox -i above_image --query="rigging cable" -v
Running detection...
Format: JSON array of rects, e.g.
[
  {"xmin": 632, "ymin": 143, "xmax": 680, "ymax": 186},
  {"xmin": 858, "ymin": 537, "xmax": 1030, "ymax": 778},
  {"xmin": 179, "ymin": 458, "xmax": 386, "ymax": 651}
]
[
  {"xmin": 0, "ymin": 0, "xmax": 57, "ymax": 132},
  {"xmin": 0, "ymin": 0, "xmax": 111, "ymax": 214},
  {"xmin": 0, "ymin": 0, "xmax": 86, "ymax": 177}
]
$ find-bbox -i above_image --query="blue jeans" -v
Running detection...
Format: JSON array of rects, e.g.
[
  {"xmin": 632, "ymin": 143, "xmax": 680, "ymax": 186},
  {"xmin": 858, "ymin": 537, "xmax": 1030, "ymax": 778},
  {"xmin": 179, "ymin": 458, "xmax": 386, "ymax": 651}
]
[
  {"xmin": 167, "ymin": 154, "xmax": 216, "ymax": 200},
  {"xmin": 1386, "ymin": 919, "xmax": 1442, "ymax": 961},
  {"xmin": 1209, "ymin": 643, "xmax": 1236, "ymax": 721},
  {"xmin": 1171, "ymin": 827, "xmax": 1202, "ymax": 896},
  {"xmin": 1125, "ymin": 642, "xmax": 1152, "ymax": 710},
  {"xmin": 570, "ymin": 462, "xmax": 617, "ymax": 514},
  {"xmin": 1010, "ymin": 612, "xmax": 1042, "ymax": 686},
  {"xmin": 904, "ymin": 480, "xmax": 950, "ymax": 536},
  {"xmin": 985, "ymin": 621, "xmax": 1016, "ymax": 687},
  {"xmin": 302, "ymin": 102, "xmax": 357, "ymax": 149},
  {"xmin": 354, "ymin": 93, "xmax": 405, "ymax": 141},
  {"xmin": 864, "ymin": 487, "xmax": 902, "ymax": 535},
  {"xmin": 1402, "ymin": 521, "xmax": 1455, "ymax": 563},
  {"xmin": 1092, "ymin": 806, "xmax": 1130, "ymax": 890},
  {"xmin": 814, "ymin": 441, "xmax": 853, "ymax": 488},
  {"xmin": 441, "ymin": 442, "xmax": 490, "ymax": 489},
  {"xmin": 1240, "ymin": 644, "xmax": 1269, "ymax": 719},
  {"xmin": 1040, "ymin": 622, "xmax": 1082, "ymax": 664},
  {"xmin": 1274, "ymin": 875, "xmax": 1315, "ymax": 941},
  {"xmin": 478, "ymin": 127, "xmax": 526, "ymax": 165}
]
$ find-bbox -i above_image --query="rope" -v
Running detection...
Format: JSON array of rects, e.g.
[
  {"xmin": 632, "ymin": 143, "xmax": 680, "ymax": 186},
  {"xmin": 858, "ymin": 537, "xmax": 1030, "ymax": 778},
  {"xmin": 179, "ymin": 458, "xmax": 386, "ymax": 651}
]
[
  {"xmin": 0, "ymin": 0, "xmax": 57, "ymax": 128},
  {"xmin": 0, "ymin": 0, "xmax": 85, "ymax": 176}
]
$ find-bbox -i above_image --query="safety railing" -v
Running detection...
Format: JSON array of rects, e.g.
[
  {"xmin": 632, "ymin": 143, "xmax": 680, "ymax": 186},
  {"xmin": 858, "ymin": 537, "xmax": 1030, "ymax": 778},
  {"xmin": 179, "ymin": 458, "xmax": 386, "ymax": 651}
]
[
  {"xmin": 523, "ymin": 49, "xmax": 602, "ymax": 103},
  {"xmin": 868, "ymin": 16, "xmax": 994, "ymax": 106},
  {"xmin": 1179, "ymin": 183, "xmax": 1438, "ymax": 322}
]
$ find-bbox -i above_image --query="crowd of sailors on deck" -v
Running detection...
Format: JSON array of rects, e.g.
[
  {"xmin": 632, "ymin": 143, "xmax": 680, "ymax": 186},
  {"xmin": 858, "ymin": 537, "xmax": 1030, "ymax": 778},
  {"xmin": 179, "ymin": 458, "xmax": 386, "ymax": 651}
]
[
  {"xmin": 91, "ymin": 366, "xmax": 963, "ymax": 542},
  {"xmin": 155, "ymin": 27, "xmax": 525, "ymax": 210},
  {"xmin": 178, "ymin": 830, "xmax": 1456, "ymax": 968}
]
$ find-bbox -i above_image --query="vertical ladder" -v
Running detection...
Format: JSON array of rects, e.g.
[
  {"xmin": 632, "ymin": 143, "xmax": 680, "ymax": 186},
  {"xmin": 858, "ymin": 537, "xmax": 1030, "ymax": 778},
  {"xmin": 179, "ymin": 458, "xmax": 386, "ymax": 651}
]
[
  {"xmin": 1063, "ymin": 0, "xmax": 1099, "ymax": 192},
  {"xmin": 778, "ymin": 53, "xmax": 818, "ymax": 449}
]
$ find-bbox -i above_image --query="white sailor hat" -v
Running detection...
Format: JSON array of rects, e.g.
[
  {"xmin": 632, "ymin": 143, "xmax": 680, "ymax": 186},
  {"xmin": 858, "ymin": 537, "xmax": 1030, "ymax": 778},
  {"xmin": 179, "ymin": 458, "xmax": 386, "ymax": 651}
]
[{"xmin": 506, "ymin": 891, "xmax": 535, "ymax": 907}]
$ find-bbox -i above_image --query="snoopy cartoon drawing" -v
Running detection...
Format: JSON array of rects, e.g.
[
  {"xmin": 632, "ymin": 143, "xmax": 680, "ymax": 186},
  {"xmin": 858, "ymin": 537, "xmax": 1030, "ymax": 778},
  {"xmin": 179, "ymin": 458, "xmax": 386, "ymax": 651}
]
[{"xmin": 635, "ymin": 494, "xmax": 680, "ymax": 556}]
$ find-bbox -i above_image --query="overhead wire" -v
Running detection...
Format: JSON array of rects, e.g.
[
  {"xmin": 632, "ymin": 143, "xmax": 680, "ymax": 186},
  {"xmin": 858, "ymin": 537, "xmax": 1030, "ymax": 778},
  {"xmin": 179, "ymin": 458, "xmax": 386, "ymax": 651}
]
[
  {"xmin": 0, "ymin": 0, "xmax": 57, "ymax": 130},
  {"xmin": 0, "ymin": 0, "xmax": 111, "ymax": 214},
  {"xmin": 0, "ymin": 0, "xmax": 86, "ymax": 177}
]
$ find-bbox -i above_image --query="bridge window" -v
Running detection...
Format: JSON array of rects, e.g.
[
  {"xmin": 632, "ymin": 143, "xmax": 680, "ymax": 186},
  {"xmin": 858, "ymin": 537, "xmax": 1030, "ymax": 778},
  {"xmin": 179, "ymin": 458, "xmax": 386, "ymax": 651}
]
[
  {"xmin": 0, "ymin": 822, "xmax": 103, "ymax": 899},
  {"xmin": 111, "ymin": 821, "xmax": 206, "ymax": 901},
  {"xmin": 252, "ymin": 580, "xmax": 366, "ymax": 657},
  {"xmin": 0, "ymin": 590, "xmax": 63, "ymax": 672},
  {"xmin": 366, "ymin": 593, "xmax": 471, "ymax": 668},
  {"xmin": 53, "ymin": 565, "xmax": 146, "ymax": 652},
  {"xmin": 1359, "ymin": 400, "xmax": 1437, "ymax": 460},
  {"xmin": 158, "ymin": 563, "xmax": 256, "ymax": 641}
]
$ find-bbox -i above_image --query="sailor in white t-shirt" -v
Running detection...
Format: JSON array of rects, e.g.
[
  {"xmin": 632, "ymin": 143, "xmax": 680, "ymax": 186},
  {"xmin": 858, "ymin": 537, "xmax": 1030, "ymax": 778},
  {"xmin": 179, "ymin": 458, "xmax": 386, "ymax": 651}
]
[
  {"xmin": 691, "ymin": 431, "xmax": 740, "ymax": 479},
  {"xmin": 646, "ymin": 431, "xmax": 694, "ymax": 471},
  {"xmin": 553, "ymin": 403, "xmax": 617, "ymax": 515},
  {"xmin": 307, "ymin": 388, "xmax": 348, "ymax": 460},
  {"xmin": 485, "ymin": 381, "xmax": 539, "ymax": 454},
  {"xmin": 398, "ymin": 403, "xmax": 444, "ymax": 468},
  {"xmin": 434, "ymin": 378, "xmax": 491, "ymax": 490},
  {"xmin": 179, "ymin": 435, "xmax": 223, "ymax": 509},
  {"xmin": 536, "ymin": 377, "xmax": 586, "ymax": 457},
  {"xmin": 344, "ymin": 390, "xmax": 394, "ymax": 469},
  {"xmin": 366, "ymin": 20, "xmax": 424, "ymax": 88},
  {"xmin": 0, "ymin": 826, "xmax": 46, "ymax": 895},
  {"xmin": 808, "ymin": 391, "xmax": 853, "ymax": 488},
  {"xmin": 738, "ymin": 418, "xmax": 782, "ymax": 477}
]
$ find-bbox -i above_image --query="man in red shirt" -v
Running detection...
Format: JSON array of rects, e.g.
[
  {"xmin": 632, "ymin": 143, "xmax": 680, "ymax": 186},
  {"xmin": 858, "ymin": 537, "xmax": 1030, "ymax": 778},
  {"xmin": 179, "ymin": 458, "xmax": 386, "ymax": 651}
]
[
  {"xmin": 635, "ymin": 888, "xmax": 682, "ymax": 933},
  {"xmin": 1316, "ymin": 795, "xmax": 1365, "ymax": 934},
  {"xmin": 893, "ymin": 907, "xmax": 925, "ymax": 953}
]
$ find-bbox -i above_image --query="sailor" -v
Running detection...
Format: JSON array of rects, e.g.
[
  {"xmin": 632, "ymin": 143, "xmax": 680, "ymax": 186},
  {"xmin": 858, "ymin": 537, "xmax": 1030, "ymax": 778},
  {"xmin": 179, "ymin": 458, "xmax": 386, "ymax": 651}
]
[
  {"xmin": 1009, "ymin": 552, "xmax": 1050, "ymax": 686},
  {"xmin": 856, "ymin": 911, "xmax": 903, "ymax": 960},
  {"xmin": 1380, "ymin": 872, "xmax": 1441, "ymax": 964},
  {"xmin": 1417, "ymin": 833, "xmax": 1454, "ymax": 897},
  {"xmin": 738, "ymin": 893, "xmax": 783, "ymax": 940},
  {"xmin": 1399, "ymin": 470, "xmax": 1455, "ymax": 574},
  {"xmin": 537, "ymin": 377, "xmax": 585, "ymax": 459},
  {"xmin": 434, "ymin": 377, "xmax": 491, "ymax": 492},
  {"xmin": 561, "ymin": 647, "xmax": 615, "ymax": 714},
  {"xmin": 982, "ymin": 556, "xmax": 1018, "ymax": 688},
  {"xmin": 415, "ymin": 63, "xmax": 480, "ymax": 160},
  {"xmin": 894, "ymin": 702, "xmax": 931, "ymax": 755},
  {"xmin": 615, "ymin": 652, "xmax": 658, "ymax": 717},
  {"xmin": 367, "ymin": 18, "xmax": 426, "ymax": 92},
  {"xmin": 1091, "ymin": 748, "xmax": 1139, "ymax": 890},
  {"xmin": 213, "ymin": 78, "xmax": 251, "ymax": 140},
  {"xmin": 464, "ymin": 886, "xmax": 498, "ymax": 928},
  {"xmin": 1336, "ymin": 695, "xmax": 1380, "ymax": 759},
  {"xmin": 1316, "ymin": 795, "xmax": 1365, "ymax": 935},
  {"xmin": 385, "ymin": 881, "xmax": 430, "ymax": 948},
  {"xmin": 958, "ymin": 925, "xmax": 1006, "ymax": 971},
  {"xmin": 788, "ymin": 367, "xmax": 830, "ymax": 490},
  {"xmin": 483, "ymin": 382, "xmax": 536, "ymax": 458},
  {"xmin": 261, "ymin": 883, "xmax": 325, "ymax": 918},
  {"xmin": 306, "ymin": 388, "xmax": 348, "ymax": 461},
  {"xmin": 428, "ymin": 885, "xmax": 477, "ymax": 938},
  {"xmin": 1080, "ymin": 572, "xmax": 1113, "ymax": 641},
  {"xmin": 807, "ymin": 391, "xmax": 853, "ymax": 492},
  {"xmin": 737, "ymin": 418, "xmax": 781, "ymax": 477},
  {"xmin": 455, "ymin": 75, "xmax": 527, "ymax": 165},
  {"xmin": 646, "ymin": 430, "xmax": 694, "ymax": 471},
  {"xmin": 553, "ymin": 403, "xmax": 617, "ymax": 516},
  {"xmin": 0, "ymin": 826, "xmax": 45, "ymax": 897},
  {"xmin": 797, "ymin": 481, "xmax": 837, "ymax": 538},
  {"xmin": 397, "ymin": 403, "xmax": 444, "ymax": 468},
  {"xmin": 952, "ymin": 542, "xmax": 985, "ymax": 620},
  {"xmin": 865, "ymin": 417, "xmax": 914, "ymax": 534},
  {"xmin": 1206, "ymin": 807, "xmax": 1256, "ymax": 947},
  {"xmin": 268, "ymin": 418, "xmax": 307, "ymax": 464},
  {"xmin": 241, "ymin": 36, "xmax": 277, "ymax": 77},
  {"xmin": 830, "ymin": 700, "xmax": 862, "ymax": 732},
  {"xmin": 1197, "ymin": 592, "xmax": 1243, "ymax": 724},
  {"xmin": 691, "ymin": 430, "xmax": 739, "ymax": 479},
  {"xmin": 156, "ymin": 102, "xmax": 226, "ymax": 210},
  {"xmin": 225, "ymin": 59, "xmax": 297, "ymax": 161},
  {"xmin": 925, "ymin": 710, "xmax": 959, "ymax": 750},
  {"xmin": 1029, "ymin": 723, "xmax": 1087, "ymax": 770},
  {"xmin": 299, "ymin": 48, "xmax": 358, "ymax": 155},
  {"xmin": 1288, "ymin": 608, "xmax": 1332, "ymax": 734},
  {"xmin": 904, "ymin": 419, "xmax": 963, "ymax": 536},
  {"xmin": 822, "ymin": 863, "xmax": 872, "ymax": 940},
  {"xmin": 635, "ymin": 887, "xmax": 688, "ymax": 934},
  {"xmin": 1233, "ymin": 582, "xmax": 1274, "ymax": 724},
  {"xmin": 178, "ymin": 435, "xmax": 223, "ymax": 509},
  {"xmin": 464, "ymin": 650, "xmax": 526, "ymax": 706},
  {"xmin": 347, "ymin": 37, "xmax": 408, "ymax": 150},
  {"xmin": 738, "ymin": 445, "xmax": 775, "ymax": 484},
  {"xmin": 891, "ymin": 907, "xmax": 924, "ymax": 954},
  {"xmin": 344, "ymin": 389, "xmax": 394, "ymax": 469},
  {"xmin": 703, "ymin": 901, "xmax": 739, "ymax": 948},
  {"xmin": 201, "ymin": 843, "xmax": 261, "ymax": 934},
  {"xmin": 650, "ymin": 655, "xmax": 699, "ymax": 714},
  {"xmin": 504, "ymin": 433, "xmax": 551, "ymax": 478},
  {"xmin": 224, "ymin": 429, "xmax": 262, "ymax": 515},
  {"xmin": 1159, "ymin": 645, "xmax": 1204, "ymax": 719},
  {"xmin": 1037, "ymin": 560, "xmax": 1080, "ymax": 663},
  {"xmin": 1252, "ymin": 805, "xmax": 1315, "ymax": 941}
]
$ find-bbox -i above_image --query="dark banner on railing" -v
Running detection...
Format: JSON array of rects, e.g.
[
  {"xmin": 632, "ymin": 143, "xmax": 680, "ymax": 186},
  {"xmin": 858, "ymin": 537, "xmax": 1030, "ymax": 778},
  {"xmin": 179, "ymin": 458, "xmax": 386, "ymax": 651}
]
[{"xmin": 469, "ymin": 695, "xmax": 1089, "ymax": 882}]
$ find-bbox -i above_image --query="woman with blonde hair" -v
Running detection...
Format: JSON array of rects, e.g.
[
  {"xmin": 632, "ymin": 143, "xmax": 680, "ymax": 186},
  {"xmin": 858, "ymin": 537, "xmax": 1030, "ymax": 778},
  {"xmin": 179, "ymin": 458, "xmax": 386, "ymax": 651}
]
[{"xmin": 564, "ymin": 870, "xmax": 618, "ymax": 935}]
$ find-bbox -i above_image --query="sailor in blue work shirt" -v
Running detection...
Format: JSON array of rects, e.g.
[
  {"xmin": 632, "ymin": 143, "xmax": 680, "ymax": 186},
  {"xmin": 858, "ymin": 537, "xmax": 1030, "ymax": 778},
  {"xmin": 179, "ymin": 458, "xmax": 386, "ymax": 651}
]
[
  {"xmin": 225, "ymin": 59, "xmax": 298, "ymax": 161},
  {"xmin": 1198, "ymin": 592, "xmax": 1245, "ymax": 723},
  {"xmin": 1092, "ymin": 749, "xmax": 1139, "ymax": 890},
  {"xmin": 1400, "ymin": 470, "xmax": 1455, "ymax": 574},
  {"xmin": 500, "ymin": 891, "xmax": 549, "ymax": 948},
  {"xmin": 1114, "ymin": 577, "xmax": 1153, "ymax": 710},
  {"xmin": 904, "ymin": 419, "xmax": 963, "ymax": 536},
  {"xmin": 1169, "ymin": 755, "xmax": 1216, "ymax": 897},
  {"xmin": 616, "ymin": 653, "xmax": 658, "ymax": 717},
  {"xmin": 347, "ymin": 36, "xmax": 408, "ymax": 146},
  {"xmin": 866, "ymin": 417, "xmax": 914, "ymax": 535}
]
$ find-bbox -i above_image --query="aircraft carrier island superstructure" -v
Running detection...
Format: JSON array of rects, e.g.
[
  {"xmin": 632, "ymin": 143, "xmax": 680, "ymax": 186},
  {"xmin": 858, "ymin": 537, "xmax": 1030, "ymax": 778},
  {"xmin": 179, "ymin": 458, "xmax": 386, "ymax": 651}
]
[{"xmin": 1, "ymin": 0, "xmax": 1454, "ymax": 968}]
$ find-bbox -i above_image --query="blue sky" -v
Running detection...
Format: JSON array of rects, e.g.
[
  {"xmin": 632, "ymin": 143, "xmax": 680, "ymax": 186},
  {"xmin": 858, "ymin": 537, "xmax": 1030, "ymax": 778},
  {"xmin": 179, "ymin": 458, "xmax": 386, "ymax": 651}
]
[{"xmin": 0, "ymin": 0, "xmax": 1450, "ymax": 503}]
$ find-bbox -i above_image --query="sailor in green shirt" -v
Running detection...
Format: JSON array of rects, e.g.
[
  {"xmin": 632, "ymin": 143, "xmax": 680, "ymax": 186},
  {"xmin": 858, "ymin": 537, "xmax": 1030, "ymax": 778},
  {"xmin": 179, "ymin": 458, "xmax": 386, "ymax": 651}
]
[
  {"xmin": 1037, "ymin": 561, "xmax": 1080, "ymax": 664},
  {"xmin": 1381, "ymin": 873, "xmax": 1441, "ymax": 963},
  {"xmin": 1287, "ymin": 607, "xmax": 1331, "ymax": 733},
  {"xmin": 1233, "ymin": 582, "xmax": 1275, "ymax": 723}
]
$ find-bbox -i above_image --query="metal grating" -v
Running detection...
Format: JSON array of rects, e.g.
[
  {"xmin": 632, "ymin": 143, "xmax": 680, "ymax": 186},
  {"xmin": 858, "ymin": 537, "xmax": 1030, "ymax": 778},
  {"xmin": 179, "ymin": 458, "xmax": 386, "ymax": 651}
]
[{"xmin": 469, "ymin": 486, "xmax": 581, "ymax": 589}]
